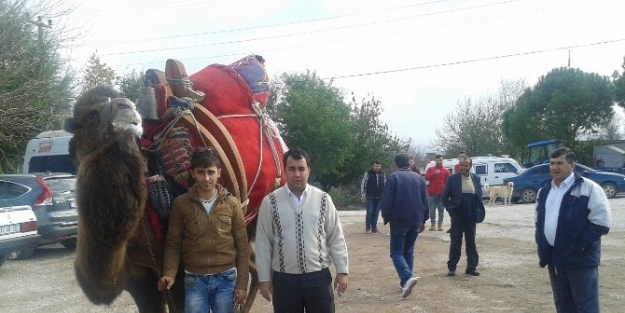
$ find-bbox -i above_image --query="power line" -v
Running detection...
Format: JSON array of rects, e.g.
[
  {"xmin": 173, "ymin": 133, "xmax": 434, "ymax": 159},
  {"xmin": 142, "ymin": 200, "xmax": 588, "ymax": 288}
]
[
  {"xmin": 98, "ymin": 0, "xmax": 521, "ymax": 56},
  {"xmin": 90, "ymin": 0, "xmax": 452, "ymax": 45},
  {"xmin": 110, "ymin": 2, "xmax": 555, "ymax": 68},
  {"xmin": 325, "ymin": 38, "xmax": 625, "ymax": 80}
]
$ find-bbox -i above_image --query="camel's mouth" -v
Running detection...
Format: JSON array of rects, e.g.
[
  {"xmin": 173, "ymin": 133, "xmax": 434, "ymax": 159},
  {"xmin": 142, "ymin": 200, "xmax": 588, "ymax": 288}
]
[{"xmin": 111, "ymin": 121, "xmax": 143, "ymax": 137}]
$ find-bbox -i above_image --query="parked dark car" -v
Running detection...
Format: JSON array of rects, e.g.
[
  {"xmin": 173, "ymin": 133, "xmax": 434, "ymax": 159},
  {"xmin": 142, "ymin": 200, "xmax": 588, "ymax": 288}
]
[
  {"xmin": 505, "ymin": 163, "xmax": 625, "ymax": 203},
  {"xmin": 0, "ymin": 173, "xmax": 78, "ymax": 259}
]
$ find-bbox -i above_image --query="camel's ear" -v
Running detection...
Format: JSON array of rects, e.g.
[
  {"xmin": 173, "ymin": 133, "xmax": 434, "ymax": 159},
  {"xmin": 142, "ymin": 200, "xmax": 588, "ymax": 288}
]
[{"xmin": 64, "ymin": 118, "xmax": 76, "ymax": 133}]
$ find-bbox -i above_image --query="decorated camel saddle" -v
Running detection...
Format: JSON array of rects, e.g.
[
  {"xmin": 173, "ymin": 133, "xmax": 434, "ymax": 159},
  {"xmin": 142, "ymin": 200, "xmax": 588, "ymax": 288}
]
[{"xmin": 138, "ymin": 55, "xmax": 287, "ymax": 237}]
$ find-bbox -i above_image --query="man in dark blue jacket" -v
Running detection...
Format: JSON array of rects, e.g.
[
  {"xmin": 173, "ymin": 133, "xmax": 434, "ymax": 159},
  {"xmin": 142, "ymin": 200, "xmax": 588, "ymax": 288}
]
[
  {"xmin": 535, "ymin": 147, "xmax": 612, "ymax": 313},
  {"xmin": 381, "ymin": 154, "xmax": 429, "ymax": 299},
  {"xmin": 442, "ymin": 157, "xmax": 485, "ymax": 277}
]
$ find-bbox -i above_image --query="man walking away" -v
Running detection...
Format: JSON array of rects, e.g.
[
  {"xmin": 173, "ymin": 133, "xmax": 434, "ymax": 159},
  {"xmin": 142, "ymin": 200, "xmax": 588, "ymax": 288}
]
[{"xmin": 381, "ymin": 154, "xmax": 429, "ymax": 299}]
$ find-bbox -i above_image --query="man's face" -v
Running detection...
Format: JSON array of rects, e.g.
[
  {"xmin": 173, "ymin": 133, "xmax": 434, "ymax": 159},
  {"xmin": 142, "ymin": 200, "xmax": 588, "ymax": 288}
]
[
  {"xmin": 190, "ymin": 166, "xmax": 221, "ymax": 195},
  {"xmin": 458, "ymin": 153, "xmax": 467, "ymax": 160},
  {"xmin": 550, "ymin": 155, "xmax": 574, "ymax": 184},
  {"xmin": 286, "ymin": 156, "xmax": 310, "ymax": 195},
  {"xmin": 373, "ymin": 163, "xmax": 382, "ymax": 172},
  {"xmin": 435, "ymin": 157, "xmax": 443, "ymax": 166},
  {"xmin": 459, "ymin": 160, "xmax": 471, "ymax": 175}
]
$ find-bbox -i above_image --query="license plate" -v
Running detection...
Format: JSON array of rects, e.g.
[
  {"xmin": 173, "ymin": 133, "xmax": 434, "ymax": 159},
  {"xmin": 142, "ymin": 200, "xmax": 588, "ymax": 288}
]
[{"xmin": 0, "ymin": 224, "xmax": 20, "ymax": 235}]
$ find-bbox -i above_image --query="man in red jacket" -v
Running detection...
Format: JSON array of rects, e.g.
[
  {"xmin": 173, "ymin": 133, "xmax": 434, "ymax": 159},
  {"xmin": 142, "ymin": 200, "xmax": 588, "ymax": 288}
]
[{"xmin": 425, "ymin": 155, "xmax": 450, "ymax": 231}]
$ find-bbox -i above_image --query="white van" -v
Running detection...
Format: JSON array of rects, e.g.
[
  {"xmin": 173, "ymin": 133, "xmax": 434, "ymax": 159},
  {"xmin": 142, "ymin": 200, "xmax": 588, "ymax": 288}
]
[
  {"xmin": 424, "ymin": 155, "xmax": 524, "ymax": 198},
  {"xmin": 22, "ymin": 130, "xmax": 75, "ymax": 174}
]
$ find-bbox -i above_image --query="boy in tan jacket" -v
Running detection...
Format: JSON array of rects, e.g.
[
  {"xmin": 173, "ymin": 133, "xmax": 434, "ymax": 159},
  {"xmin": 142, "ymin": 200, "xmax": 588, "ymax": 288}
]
[{"xmin": 159, "ymin": 148, "xmax": 249, "ymax": 313}]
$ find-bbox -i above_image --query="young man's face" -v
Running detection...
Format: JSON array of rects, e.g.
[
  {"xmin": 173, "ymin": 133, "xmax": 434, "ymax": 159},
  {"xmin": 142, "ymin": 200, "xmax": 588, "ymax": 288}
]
[
  {"xmin": 190, "ymin": 166, "xmax": 221, "ymax": 196},
  {"xmin": 285, "ymin": 156, "xmax": 310, "ymax": 195},
  {"xmin": 435, "ymin": 157, "xmax": 443, "ymax": 166},
  {"xmin": 550, "ymin": 155, "xmax": 574, "ymax": 184},
  {"xmin": 373, "ymin": 163, "xmax": 382, "ymax": 172}
]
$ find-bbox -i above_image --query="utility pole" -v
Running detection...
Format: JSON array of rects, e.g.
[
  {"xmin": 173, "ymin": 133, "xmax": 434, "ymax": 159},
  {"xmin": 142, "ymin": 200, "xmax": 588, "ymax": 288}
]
[{"xmin": 30, "ymin": 16, "xmax": 52, "ymax": 44}]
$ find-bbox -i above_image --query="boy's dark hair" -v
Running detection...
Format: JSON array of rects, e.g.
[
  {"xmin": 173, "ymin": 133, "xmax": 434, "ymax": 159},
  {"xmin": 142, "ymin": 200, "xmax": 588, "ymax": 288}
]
[
  {"xmin": 550, "ymin": 147, "xmax": 576, "ymax": 164},
  {"xmin": 283, "ymin": 148, "xmax": 310, "ymax": 168},
  {"xmin": 394, "ymin": 154, "xmax": 410, "ymax": 168},
  {"xmin": 373, "ymin": 160, "xmax": 381, "ymax": 165},
  {"xmin": 191, "ymin": 148, "xmax": 220, "ymax": 169}
]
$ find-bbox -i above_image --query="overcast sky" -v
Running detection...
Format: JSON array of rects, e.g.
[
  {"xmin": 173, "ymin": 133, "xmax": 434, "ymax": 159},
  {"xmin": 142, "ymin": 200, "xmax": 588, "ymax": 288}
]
[{"xmin": 61, "ymin": 0, "xmax": 625, "ymax": 151}]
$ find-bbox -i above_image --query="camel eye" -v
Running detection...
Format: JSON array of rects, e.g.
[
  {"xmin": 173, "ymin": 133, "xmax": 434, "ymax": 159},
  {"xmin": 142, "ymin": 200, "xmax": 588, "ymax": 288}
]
[{"xmin": 87, "ymin": 112, "xmax": 96, "ymax": 122}]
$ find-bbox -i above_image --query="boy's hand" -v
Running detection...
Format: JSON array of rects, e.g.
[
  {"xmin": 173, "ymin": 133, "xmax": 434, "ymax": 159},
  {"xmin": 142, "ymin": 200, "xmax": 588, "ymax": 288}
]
[{"xmin": 158, "ymin": 276, "xmax": 174, "ymax": 291}]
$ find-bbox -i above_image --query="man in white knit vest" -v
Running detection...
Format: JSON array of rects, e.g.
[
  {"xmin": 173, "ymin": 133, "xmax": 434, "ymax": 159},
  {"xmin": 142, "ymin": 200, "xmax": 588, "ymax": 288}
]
[{"xmin": 255, "ymin": 148, "xmax": 349, "ymax": 313}]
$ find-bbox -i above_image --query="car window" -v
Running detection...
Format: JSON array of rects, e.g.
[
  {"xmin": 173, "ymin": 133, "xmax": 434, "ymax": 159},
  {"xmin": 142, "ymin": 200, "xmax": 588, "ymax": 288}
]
[
  {"xmin": 474, "ymin": 164, "xmax": 487, "ymax": 175},
  {"xmin": 28, "ymin": 155, "xmax": 77, "ymax": 174},
  {"xmin": 44, "ymin": 177, "xmax": 76, "ymax": 193},
  {"xmin": 494, "ymin": 163, "xmax": 517, "ymax": 173},
  {"xmin": 529, "ymin": 165, "xmax": 550, "ymax": 175},
  {"xmin": 0, "ymin": 180, "xmax": 30, "ymax": 200}
]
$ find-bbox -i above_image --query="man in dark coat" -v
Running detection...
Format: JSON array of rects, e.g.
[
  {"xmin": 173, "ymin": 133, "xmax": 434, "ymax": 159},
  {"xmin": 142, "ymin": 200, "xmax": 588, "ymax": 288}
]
[{"xmin": 442, "ymin": 157, "xmax": 485, "ymax": 277}]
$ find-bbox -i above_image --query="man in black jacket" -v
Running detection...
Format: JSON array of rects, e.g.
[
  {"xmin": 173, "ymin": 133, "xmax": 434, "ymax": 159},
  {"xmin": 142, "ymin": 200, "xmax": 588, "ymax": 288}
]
[
  {"xmin": 442, "ymin": 157, "xmax": 485, "ymax": 277},
  {"xmin": 360, "ymin": 161, "xmax": 386, "ymax": 233}
]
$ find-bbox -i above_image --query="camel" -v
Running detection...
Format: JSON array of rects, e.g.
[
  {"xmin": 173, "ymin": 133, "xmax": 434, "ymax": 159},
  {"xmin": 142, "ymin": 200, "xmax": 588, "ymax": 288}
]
[{"xmin": 67, "ymin": 56, "xmax": 285, "ymax": 313}]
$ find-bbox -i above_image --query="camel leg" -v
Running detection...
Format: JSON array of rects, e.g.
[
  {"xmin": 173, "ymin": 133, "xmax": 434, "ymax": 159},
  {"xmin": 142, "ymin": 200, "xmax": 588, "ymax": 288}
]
[
  {"xmin": 125, "ymin": 266, "xmax": 167, "ymax": 313},
  {"xmin": 243, "ymin": 247, "xmax": 259, "ymax": 313}
]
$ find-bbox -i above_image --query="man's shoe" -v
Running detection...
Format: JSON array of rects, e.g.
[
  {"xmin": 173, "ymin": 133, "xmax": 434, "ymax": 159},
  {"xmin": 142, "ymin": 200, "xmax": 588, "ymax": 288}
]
[
  {"xmin": 437, "ymin": 224, "xmax": 443, "ymax": 231},
  {"xmin": 429, "ymin": 224, "xmax": 436, "ymax": 231},
  {"xmin": 366, "ymin": 227, "xmax": 371, "ymax": 234},
  {"xmin": 372, "ymin": 228, "xmax": 381, "ymax": 234},
  {"xmin": 465, "ymin": 270, "xmax": 480, "ymax": 276},
  {"xmin": 447, "ymin": 271, "xmax": 457, "ymax": 277},
  {"xmin": 401, "ymin": 277, "xmax": 418, "ymax": 299},
  {"xmin": 446, "ymin": 229, "xmax": 451, "ymax": 233}
]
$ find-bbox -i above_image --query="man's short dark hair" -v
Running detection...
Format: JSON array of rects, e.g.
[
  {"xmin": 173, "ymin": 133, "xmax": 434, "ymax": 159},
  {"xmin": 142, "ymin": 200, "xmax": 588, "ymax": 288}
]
[
  {"xmin": 283, "ymin": 148, "xmax": 310, "ymax": 168},
  {"xmin": 373, "ymin": 160, "xmax": 381, "ymax": 165},
  {"xmin": 551, "ymin": 147, "xmax": 576, "ymax": 164},
  {"xmin": 394, "ymin": 154, "xmax": 410, "ymax": 168},
  {"xmin": 191, "ymin": 148, "xmax": 220, "ymax": 169},
  {"xmin": 435, "ymin": 154, "xmax": 443, "ymax": 159}
]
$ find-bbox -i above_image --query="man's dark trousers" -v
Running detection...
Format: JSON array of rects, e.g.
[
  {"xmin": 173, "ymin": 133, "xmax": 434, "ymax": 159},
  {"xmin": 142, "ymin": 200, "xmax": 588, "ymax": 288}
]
[{"xmin": 447, "ymin": 214, "xmax": 478, "ymax": 272}]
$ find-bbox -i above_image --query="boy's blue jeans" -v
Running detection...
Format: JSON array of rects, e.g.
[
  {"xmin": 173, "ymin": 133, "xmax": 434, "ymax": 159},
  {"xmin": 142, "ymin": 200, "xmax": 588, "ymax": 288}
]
[
  {"xmin": 389, "ymin": 223, "xmax": 419, "ymax": 287},
  {"xmin": 184, "ymin": 268, "xmax": 236, "ymax": 313},
  {"xmin": 366, "ymin": 198, "xmax": 382, "ymax": 229}
]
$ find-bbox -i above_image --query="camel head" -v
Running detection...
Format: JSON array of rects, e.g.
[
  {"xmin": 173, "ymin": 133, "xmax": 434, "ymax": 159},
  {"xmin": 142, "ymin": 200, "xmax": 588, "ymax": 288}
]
[{"xmin": 64, "ymin": 85, "xmax": 143, "ymax": 162}]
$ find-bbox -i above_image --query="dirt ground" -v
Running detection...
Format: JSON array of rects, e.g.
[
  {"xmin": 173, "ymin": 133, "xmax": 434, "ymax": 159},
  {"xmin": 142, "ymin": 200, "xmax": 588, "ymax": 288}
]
[{"xmin": 1, "ymin": 198, "xmax": 623, "ymax": 313}]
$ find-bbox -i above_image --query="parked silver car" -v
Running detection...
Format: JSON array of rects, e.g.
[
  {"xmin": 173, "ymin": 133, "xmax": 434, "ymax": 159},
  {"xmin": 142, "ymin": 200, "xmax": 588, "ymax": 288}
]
[{"xmin": 0, "ymin": 173, "xmax": 78, "ymax": 259}]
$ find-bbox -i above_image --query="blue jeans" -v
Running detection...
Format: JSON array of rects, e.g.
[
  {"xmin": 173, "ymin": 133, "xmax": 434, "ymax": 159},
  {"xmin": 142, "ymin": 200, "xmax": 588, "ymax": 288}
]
[
  {"xmin": 428, "ymin": 195, "xmax": 445, "ymax": 225},
  {"xmin": 548, "ymin": 265, "xmax": 599, "ymax": 313},
  {"xmin": 184, "ymin": 268, "xmax": 236, "ymax": 313},
  {"xmin": 389, "ymin": 223, "xmax": 419, "ymax": 287},
  {"xmin": 366, "ymin": 198, "xmax": 382, "ymax": 229}
]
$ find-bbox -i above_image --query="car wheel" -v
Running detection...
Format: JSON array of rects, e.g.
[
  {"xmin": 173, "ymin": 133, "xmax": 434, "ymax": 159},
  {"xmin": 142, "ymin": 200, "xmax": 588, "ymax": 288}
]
[
  {"xmin": 0, "ymin": 254, "xmax": 7, "ymax": 268},
  {"xmin": 601, "ymin": 182, "xmax": 617, "ymax": 198},
  {"xmin": 61, "ymin": 238, "xmax": 77, "ymax": 249},
  {"xmin": 520, "ymin": 188, "xmax": 537, "ymax": 203},
  {"xmin": 9, "ymin": 248, "xmax": 35, "ymax": 260}
]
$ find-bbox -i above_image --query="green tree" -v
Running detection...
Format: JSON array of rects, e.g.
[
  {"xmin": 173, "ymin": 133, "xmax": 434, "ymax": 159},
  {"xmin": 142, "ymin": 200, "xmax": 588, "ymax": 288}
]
[
  {"xmin": 117, "ymin": 69, "xmax": 144, "ymax": 102},
  {"xmin": 503, "ymin": 68, "xmax": 613, "ymax": 150},
  {"xmin": 612, "ymin": 56, "xmax": 625, "ymax": 107},
  {"xmin": 434, "ymin": 79, "xmax": 526, "ymax": 158},
  {"xmin": 82, "ymin": 53, "xmax": 117, "ymax": 92},
  {"xmin": 267, "ymin": 71, "xmax": 355, "ymax": 191},
  {"xmin": 0, "ymin": 0, "xmax": 75, "ymax": 173}
]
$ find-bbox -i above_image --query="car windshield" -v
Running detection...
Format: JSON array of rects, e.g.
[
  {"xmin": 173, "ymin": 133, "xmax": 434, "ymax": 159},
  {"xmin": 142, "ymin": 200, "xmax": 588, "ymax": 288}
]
[{"xmin": 44, "ymin": 177, "xmax": 76, "ymax": 193}]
